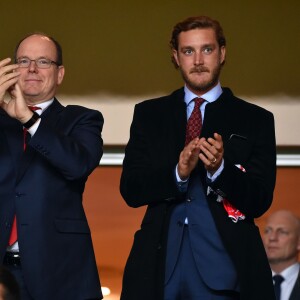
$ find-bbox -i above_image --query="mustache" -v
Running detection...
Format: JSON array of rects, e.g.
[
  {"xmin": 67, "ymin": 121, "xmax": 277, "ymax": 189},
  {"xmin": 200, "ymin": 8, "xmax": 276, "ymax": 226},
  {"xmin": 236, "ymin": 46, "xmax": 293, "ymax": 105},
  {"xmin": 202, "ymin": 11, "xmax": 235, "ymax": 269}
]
[{"xmin": 190, "ymin": 67, "xmax": 209, "ymax": 73}]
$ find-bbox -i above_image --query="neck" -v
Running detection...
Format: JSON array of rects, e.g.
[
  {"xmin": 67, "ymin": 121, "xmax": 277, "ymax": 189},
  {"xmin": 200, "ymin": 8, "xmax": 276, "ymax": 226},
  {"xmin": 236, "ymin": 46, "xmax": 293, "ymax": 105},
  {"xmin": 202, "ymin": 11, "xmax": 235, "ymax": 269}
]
[{"xmin": 270, "ymin": 259, "xmax": 298, "ymax": 273}]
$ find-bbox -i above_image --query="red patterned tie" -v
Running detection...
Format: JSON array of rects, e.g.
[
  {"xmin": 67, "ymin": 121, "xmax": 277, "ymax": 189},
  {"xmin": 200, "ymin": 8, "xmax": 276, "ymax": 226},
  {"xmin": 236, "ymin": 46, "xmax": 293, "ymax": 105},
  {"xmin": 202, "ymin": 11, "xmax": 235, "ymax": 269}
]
[
  {"xmin": 8, "ymin": 106, "xmax": 41, "ymax": 246},
  {"xmin": 185, "ymin": 98, "xmax": 205, "ymax": 145}
]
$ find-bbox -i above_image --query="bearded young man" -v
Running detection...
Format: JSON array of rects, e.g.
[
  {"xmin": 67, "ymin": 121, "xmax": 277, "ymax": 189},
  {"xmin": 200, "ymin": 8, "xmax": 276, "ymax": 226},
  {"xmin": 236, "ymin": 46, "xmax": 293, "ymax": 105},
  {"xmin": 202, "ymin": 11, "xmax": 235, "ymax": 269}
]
[{"xmin": 120, "ymin": 16, "xmax": 277, "ymax": 300}]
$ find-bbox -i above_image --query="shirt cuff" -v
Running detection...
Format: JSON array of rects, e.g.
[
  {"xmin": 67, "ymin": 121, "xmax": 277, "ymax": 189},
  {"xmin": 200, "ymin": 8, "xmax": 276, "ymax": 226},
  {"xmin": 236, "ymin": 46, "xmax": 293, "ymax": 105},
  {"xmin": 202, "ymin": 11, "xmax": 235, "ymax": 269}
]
[
  {"xmin": 207, "ymin": 159, "xmax": 224, "ymax": 182},
  {"xmin": 175, "ymin": 164, "xmax": 189, "ymax": 192}
]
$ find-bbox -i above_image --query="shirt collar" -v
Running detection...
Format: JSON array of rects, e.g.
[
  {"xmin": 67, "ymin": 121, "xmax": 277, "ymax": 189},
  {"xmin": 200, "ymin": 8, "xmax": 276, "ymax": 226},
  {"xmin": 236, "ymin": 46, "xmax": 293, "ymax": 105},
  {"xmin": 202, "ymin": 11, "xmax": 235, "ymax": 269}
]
[
  {"xmin": 184, "ymin": 82, "xmax": 223, "ymax": 105},
  {"xmin": 273, "ymin": 263, "xmax": 300, "ymax": 282},
  {"xmin": 28, "ymin": 98, "xmax": 54, "ymax": 115}
]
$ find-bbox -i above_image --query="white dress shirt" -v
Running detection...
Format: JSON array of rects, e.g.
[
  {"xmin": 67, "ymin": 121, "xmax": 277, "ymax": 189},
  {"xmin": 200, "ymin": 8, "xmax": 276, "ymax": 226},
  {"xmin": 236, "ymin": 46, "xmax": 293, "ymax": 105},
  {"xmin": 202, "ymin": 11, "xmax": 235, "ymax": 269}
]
[{"xmin": 272, "ymin": 263, "xmax": 300, "ymax": 300}]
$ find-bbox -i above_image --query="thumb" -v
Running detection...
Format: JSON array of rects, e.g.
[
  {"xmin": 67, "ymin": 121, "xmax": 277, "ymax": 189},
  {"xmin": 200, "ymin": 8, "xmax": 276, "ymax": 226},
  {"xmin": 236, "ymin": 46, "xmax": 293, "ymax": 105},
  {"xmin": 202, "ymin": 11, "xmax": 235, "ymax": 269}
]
[
  {"xmin": 214, "ymin": 132, "xmax": 222, "ymax": 142},
  {"xmin": 13, "ymin": 83, "xmax": 23, "ymax": 97},
  {"xmin": 11, "ymin": 83, "xmax": 26, "ymax": 106}
]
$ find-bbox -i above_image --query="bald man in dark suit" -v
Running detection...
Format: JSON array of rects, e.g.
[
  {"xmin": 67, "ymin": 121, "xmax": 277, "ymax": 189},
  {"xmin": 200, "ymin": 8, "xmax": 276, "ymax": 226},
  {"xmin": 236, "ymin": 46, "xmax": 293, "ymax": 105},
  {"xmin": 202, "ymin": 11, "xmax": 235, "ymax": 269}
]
[
  {"xmin": 263, "ymin": 210, "xmax": 300, "ymax": 300},
  {"xmin": 0, "ymin": 33, "xmax": 103, "ymax": 300}
]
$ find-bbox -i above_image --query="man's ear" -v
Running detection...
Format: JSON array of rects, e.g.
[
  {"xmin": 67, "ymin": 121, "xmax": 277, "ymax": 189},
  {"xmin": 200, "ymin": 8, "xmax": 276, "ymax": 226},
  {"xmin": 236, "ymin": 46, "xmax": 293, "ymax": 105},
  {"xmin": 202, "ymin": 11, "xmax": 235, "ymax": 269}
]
[
  {"xmin": 57, "ymin": 66, "xmax": 65, "ymax": 85},
  {"xmin": 172, "ymin": 49, "xmax": 180, "ymax": 67},
  {"xmin": 220, "ymin": 46, "xmax": 226, "ymax": 65},
  {"xmin": 297, "ymin": 237, "xmax": 300, "ymax": 251}
]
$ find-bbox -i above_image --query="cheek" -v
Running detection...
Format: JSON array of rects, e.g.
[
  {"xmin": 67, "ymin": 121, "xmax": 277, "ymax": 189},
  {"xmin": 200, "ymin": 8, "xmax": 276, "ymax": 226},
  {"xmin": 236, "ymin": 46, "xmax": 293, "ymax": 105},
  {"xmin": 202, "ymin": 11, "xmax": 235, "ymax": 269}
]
[
  {"xmin": 18, "ymin": 72, "xmax": 27, "ymax": 83},
  {"xmin": 262, "ymin": 236, "xmax": 268, "ymax": 244},
  {"xmin": 280, "ymin": 239, "xmax": 294, "ymax": 252},
  {"xmin": 178, "ymin": 55, "xmax": 191, "ymax": 66}
]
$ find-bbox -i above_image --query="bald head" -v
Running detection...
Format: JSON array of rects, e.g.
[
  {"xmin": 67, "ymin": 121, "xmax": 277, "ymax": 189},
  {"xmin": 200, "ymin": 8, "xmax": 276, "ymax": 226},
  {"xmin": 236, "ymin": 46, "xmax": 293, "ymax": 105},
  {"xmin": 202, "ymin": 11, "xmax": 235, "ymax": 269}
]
[
  {"xmin": 14, "ymin": 33, "xmax": 65, "ymax": 104},
  {"xmin": 14, "ymin": 33, "xmax": 63, "ymax": 66},
  {"xmin": 262, "ymin": 210, "xmax": 300, "ymax": 272}
]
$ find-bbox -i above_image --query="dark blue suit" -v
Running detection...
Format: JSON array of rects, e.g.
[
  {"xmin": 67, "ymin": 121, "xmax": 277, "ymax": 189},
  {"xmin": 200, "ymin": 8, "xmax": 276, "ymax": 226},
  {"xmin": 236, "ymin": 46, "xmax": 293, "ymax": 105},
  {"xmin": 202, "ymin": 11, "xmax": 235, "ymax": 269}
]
[
  {"xmin": 120, "ymin": 87, "xmax": 276, "ymax": 300},
  {"xmin": 0, "ymin": 99, "xmax": 103, "ymax": 299},
  {"xmin": 165, "ymin": 172, "xmax": 238, "ymax": 293}
]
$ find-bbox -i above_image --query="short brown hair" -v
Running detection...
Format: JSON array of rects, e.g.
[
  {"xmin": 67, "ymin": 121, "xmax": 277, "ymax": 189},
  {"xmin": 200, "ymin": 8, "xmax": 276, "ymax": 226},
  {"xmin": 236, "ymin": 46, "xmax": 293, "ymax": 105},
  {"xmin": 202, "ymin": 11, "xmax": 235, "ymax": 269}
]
[{"xmin": 170, "ymin": 16, "xmax": 226, "ymax": 68}]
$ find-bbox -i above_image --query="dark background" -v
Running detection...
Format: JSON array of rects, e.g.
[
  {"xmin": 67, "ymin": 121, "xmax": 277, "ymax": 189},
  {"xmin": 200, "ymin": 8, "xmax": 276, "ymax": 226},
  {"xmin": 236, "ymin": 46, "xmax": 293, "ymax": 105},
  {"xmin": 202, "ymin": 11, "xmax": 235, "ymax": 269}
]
[{"xmin": 1, "ymin": 0, "xmax": 299, "ymax": 97}]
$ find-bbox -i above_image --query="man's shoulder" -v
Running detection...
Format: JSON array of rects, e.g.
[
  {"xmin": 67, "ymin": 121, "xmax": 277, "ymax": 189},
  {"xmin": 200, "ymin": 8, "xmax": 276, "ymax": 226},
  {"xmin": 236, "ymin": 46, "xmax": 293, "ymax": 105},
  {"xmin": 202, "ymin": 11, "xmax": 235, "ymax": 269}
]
[
  {"xmin": 64, "ymin": 104, "xmax": 97, "ymax": 113},
  {"xmin": 289, "ymin": 264, "xmax": 300, "ymax": 300},
  {"xmin": 45, "ymin": 99, "xmax": 103, "ymax": 126},
  {"xmin": 136, "ymin": 87, "xmax": 184, "ymax": 108},
  {"xmin": 293, "ymin": 262, "xmax": 300, "ymax": 279},
  {"xmin": 221, "ymin": 87, "xmax": 274, "ymax": 117},
  {"xmin": 53, "ymin": 98, "xmax": 102, "ymax": 118}
]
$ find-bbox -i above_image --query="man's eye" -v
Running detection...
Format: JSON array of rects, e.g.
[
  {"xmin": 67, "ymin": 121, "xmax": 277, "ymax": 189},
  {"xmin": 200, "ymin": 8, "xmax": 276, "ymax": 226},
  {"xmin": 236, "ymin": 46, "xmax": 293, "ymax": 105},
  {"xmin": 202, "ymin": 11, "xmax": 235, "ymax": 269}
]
[
  {"xmin": 183, "ymin": 49, "xmax": 193, "ymax": 55},
  {"xmin": 278, "ymin": 230, "xmax": 289, "ymax": 235},
  {"xmin": 19, "ymin": 59, "xmax": 29, "ymax": 64},
  {"xmin": 38, "ymin": 59, "xmax": 49, "ymax": 65},
  {"xmin": 203, "ymin": 47, "xmax": 212, "ymax": 54}
]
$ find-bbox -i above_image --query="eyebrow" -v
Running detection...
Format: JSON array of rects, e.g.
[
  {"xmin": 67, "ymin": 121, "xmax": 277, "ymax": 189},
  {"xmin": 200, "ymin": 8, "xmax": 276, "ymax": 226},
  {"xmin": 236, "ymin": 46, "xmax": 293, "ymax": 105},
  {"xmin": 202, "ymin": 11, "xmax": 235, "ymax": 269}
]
[
  {"xmin": 17, "ymin": 56, "xmax": 50, "ymax": 59},
  {"xmin": 266, "ymin": 226, "xmax": 290, "ymax": 231},
  {"xmin": 180, "ymin": 43, "xmax": 216, "ymax": 50}
]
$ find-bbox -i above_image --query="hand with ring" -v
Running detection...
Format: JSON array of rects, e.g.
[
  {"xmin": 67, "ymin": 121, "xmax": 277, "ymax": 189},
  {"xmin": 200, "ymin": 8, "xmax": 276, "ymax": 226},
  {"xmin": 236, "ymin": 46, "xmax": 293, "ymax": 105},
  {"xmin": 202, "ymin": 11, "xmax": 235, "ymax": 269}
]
[
  {"xmin": 198, "ymin": 133, "xmax": 224, "ymax": 174},
  {"xmin": 211, "ymin": 157, "xmax": 217, "ymax": 164}
]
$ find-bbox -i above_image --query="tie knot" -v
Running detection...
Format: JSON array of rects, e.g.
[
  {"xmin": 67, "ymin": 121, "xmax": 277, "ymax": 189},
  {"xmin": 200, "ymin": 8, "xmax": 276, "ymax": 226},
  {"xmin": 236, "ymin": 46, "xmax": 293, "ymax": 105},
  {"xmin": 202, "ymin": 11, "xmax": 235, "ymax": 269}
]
[
  {"xmin": 273, "ymin": 274, "xmax": 284, "ymax": 285},
  {"xmin": 28, "ymin": 106, "xmax": 41, "ymax": 111},
  {"xmin": 193, "ymin": 97, "xmax": 205, "ymax": 109}
]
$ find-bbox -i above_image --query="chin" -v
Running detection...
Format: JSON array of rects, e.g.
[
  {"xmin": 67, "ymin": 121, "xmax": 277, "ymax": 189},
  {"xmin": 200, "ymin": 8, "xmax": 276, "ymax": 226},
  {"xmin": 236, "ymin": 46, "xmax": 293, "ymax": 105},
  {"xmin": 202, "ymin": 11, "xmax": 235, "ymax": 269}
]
[
  {"xmin": 24, "ymin": 90, "xmax": 41, "ymax": 97},
  {"xmin": 191, "ymin": 82, "xmax": 214, "ymax": 93}
]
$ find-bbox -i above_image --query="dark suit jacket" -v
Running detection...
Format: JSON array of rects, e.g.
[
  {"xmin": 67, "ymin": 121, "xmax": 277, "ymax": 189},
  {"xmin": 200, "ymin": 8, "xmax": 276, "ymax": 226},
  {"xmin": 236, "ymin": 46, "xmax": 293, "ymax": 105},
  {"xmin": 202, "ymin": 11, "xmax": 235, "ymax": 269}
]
[
  {"xmin": 120, "ymin": 87, "xmax": 277, "ymax": 300},
  {"xmin": 289, "ymin": 267, "xmax": 300, "ymax": 300},
  {"xmin": 0, "ymin": 99, "xmax": 103, "ymax": 300}
]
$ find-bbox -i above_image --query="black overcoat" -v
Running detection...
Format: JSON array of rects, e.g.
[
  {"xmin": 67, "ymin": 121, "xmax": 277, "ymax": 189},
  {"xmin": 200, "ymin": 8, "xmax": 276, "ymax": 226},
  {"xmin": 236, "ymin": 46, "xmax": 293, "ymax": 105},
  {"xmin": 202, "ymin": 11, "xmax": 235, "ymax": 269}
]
[{"xmin": 120, "ymin": 87, "xmax": 277, "ymax": 300}]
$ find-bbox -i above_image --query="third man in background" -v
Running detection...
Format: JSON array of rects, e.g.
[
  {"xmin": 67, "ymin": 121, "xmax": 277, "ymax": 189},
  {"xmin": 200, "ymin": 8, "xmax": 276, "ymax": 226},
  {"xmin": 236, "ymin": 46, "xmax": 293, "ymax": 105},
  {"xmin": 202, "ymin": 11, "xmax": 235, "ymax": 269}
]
[{"xmin": 263, "ymin": 210, "xmax": 300, "ymax": 300}]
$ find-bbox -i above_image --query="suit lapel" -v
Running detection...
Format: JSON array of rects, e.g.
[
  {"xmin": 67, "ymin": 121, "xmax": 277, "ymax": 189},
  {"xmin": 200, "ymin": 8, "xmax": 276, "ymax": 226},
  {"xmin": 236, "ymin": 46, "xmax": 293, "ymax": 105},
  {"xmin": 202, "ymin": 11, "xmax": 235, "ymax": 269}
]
[
  {"xmin": 16, "ymin": 99, "xmax": 64, "ymax": 183},
  {"xmin": 40, "ymin": 98, "xmax": 64, "ymax": 121},
  {"xmin": 201, "ymin": 89, "xmax": 233, "ymax": 140},
  {"xmin": 289, "ymin": 268, "xmax": 300, "ymax": 300},
  {"xmin": 201, "ymin": 88, "xmax": 252, "ymax": 145}
]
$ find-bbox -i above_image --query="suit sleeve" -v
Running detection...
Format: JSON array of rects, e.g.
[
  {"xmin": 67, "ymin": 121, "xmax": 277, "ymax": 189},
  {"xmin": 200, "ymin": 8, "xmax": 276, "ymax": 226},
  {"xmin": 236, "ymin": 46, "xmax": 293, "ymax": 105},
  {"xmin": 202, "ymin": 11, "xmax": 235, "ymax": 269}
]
[
  {"xmin": 209, "ymin": 110, "xmax": 276, "ymax": 218},
  {"xmin": 28, "ymin": 107, "xmax": 103, "ymax": 181},
  {"xmin": 120, "ymin": 104, "xmax": 184, "ymax": 208}
]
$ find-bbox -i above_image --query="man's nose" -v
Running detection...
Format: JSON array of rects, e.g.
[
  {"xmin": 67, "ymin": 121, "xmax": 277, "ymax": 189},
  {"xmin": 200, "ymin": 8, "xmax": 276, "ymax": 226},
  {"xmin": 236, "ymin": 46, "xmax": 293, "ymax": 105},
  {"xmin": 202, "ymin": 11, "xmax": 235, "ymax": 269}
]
[
  {"xmin": 269, "ymin": 232, "xmax": 278, "ymax": 241},
  {"xmin": 28, "ymin": 60, "xmax": 38, "ymax": 72},
  {"xmin": 194, "ymin": 52, "xmax": 204, "ymax": 65}
]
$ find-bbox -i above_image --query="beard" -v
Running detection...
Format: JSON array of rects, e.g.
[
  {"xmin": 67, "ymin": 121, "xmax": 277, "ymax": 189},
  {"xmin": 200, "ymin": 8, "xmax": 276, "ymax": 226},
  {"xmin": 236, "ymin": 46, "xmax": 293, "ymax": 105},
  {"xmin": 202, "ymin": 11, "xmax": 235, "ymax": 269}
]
[{"xmin": 179, "ymin": 63, "xmax": 222, "ymax": 94}]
